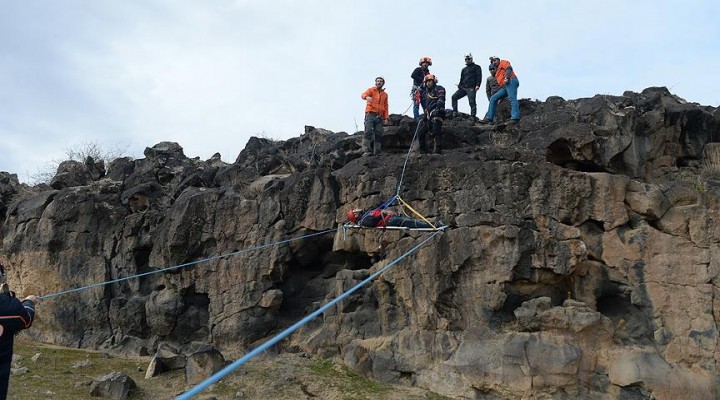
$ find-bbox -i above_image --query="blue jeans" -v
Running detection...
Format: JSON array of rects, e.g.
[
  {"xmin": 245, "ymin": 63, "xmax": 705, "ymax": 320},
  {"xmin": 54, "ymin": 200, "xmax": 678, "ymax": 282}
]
[
  {"xmin": 485, "ymin": 77, "xmax": 520, "ymax": 120},
  {"xmin": 411, "ymin": 86, "xmax": 421, "ymax": 120}
]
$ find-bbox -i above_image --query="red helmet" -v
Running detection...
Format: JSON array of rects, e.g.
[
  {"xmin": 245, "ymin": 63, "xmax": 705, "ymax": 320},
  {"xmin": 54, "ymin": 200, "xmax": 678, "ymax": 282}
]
[
  {"xmin": 348, "ymin": 209, "xmax": 362, "ymax": 223},
  {"xmin": 424, "ymin": 74, "xmax": 437, "ymax": 83},
  {"xmin": 419, "ymin": 57, "xmax": 432, "ymax": 66}
]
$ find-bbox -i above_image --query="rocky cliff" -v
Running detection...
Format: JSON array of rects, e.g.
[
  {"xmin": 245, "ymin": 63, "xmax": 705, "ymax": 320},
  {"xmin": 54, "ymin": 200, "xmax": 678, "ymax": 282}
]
[{"xmin": 1, "ymin": 87, "xmax": 719, "ymax": 399}]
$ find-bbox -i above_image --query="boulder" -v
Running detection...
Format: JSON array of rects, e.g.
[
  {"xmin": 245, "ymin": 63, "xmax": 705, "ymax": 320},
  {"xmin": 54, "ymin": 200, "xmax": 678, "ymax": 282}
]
[
  {"xmin": 90, "ymin": 371, "xmax": 136, "ymax": 400},
  {"xmin": 184, "ymin": 346, "xmax": 226, "ymax": 385},
  {"xmin": 145, "ymin": 342, "xmax": 187, "ymax": 379}
]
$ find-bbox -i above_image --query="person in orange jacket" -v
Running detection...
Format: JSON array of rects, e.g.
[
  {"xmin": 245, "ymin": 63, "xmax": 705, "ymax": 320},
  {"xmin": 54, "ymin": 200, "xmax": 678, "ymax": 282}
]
[
  {"xmin": 479, "ymin": 56, "xmax": 520, "ymax": 125},
  {"xmin": 361, "ymin": 77, "xmax": 389, "ymax": 156}
]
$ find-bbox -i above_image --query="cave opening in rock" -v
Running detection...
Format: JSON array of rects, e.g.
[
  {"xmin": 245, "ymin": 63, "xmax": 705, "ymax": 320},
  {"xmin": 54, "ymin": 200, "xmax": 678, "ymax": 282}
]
[
  {"xmin": 495, "ymin": 271, "xmax": 573, "ymax": 326},
  {"xmin": 596, "ymin": 280, "xmax": 654, "ymax": 345},
  {"xmin": 546, "ymin": 139, "xmax": 574, "ymax": 165},
  {"xmin": 276, "ymin": 236, "xmax": 373, "ymax": 326},
  {"xmin": 133, "ymin": 248, "xmax": 154, "ymax": 295},
  {"xmin": 546, "ymin": 139, "xmax": 607, "ymax": 172},
  {"xmin": 171, "ymin": 285, "xmax": 210, "ymax": 343}
]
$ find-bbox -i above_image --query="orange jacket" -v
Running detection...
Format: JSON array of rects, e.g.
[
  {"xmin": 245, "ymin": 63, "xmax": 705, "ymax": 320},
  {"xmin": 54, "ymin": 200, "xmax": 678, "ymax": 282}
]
[
  {"xmin": 494, "ymin": 60, "xmax": 517, "ymax": 88},
  {"xmin": 361, "ymin": 86, "xmax": 389, "ymax": 120}
]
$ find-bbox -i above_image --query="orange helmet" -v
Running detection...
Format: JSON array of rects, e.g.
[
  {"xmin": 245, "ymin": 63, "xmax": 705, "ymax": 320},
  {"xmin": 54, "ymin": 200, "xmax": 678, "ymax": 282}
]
[
  {"xmin": 419, "ymin": 56, "xmax": 432, "ymax": 66},
  {"xmin": 424, "ymin": 74, "xmax": 437, "ymax": 83},
  {"xmin": 348, "ymin": 208, "xmax": 362, "ymax": 223}
]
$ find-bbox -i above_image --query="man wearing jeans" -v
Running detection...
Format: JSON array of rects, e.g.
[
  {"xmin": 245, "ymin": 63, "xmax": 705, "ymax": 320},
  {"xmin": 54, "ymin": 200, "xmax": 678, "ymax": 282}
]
[
  {"xmin": 360, "ymin": 77, "xmax": 389, "ymax": 156},
  {"xmin": 480, "ymin": 56, "xmax": 520, "ymax": 125},
  {"xmin": 411, "ymin": 57, "xmax": 432, "ymax": 121}
]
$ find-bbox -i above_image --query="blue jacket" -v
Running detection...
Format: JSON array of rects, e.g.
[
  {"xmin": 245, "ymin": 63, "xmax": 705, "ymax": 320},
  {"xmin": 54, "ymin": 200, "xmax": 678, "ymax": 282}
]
[{"xmin": 420, "ymin": 84, "xmax": 446, "ymax": 115}]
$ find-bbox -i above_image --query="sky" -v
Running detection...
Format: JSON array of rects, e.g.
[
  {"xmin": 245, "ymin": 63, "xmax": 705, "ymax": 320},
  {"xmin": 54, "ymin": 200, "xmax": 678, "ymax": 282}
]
[{"xmin": 1, "ymin": 0, "xmax": 719, "ymax": 183}]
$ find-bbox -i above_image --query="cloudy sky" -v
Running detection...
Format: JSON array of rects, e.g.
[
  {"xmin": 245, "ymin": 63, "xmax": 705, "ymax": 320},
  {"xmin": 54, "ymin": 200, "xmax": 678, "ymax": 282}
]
[{"xmin": 2, "ymin": 1, "xmax": 718, "ymax": 183}]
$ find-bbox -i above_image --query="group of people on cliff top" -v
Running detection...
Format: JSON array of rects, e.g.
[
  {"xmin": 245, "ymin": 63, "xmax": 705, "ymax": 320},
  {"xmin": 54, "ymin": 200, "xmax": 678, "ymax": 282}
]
[{"xmin": 360, "ymin": 53, "xmax": 520, "ymax": 157}]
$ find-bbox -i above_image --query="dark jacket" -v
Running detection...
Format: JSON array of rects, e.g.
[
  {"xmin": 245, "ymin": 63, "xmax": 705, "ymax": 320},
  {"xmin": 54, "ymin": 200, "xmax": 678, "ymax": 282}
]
[
  {"xmin": 411, "ymin": 67, "xmax": 430, "ymax": 86},
  {"xmin": 486, "ymin": 76, "xmax": 501, "ymax": 99},
  {"xmin": 420, "ymin": 84, "xmax": 446, "ymax": 115},
  {"xmin": 0, "ymin": 293, "xmax": 35, "ymax": 399},
  {"xmin": 458, "ymin": 63, "xmax": 483, "ymax": 88},
  {"xmin": 359, "ymin": 209, "xmax": 393, "ymax": 227}
]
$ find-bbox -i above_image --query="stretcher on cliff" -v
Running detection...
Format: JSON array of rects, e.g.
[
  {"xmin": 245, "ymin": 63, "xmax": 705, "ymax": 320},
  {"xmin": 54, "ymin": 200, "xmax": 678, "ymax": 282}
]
[{"xmin": 343, "ymin": 195, "xmax": 448, "ymax": 232}]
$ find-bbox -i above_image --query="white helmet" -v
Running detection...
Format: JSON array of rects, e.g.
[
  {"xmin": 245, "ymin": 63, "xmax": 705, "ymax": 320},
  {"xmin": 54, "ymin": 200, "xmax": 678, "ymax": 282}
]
[{"xmin": 464, "ymin": 53, "xmax": 473, "ymax": 60}]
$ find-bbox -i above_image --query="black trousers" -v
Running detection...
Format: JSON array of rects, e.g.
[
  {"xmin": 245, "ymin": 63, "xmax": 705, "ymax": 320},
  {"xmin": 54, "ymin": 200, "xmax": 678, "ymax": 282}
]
[
  {"xmin": 452, "ymin": 87, "xmax": 478, "ymax": 116},
  {"xmin": 418, "ymin": 116, "xmax": 443, "ymax": 153}
]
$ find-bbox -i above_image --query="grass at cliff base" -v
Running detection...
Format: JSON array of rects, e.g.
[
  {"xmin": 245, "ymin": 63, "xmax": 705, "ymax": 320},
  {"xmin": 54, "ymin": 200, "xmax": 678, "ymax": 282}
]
[{"xmin": 10, "ymin": 340, "xmax": 449, "ymax": 400}]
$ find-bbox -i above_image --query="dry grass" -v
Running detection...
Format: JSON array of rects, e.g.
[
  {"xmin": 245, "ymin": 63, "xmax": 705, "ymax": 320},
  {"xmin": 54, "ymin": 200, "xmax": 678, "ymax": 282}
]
[{"xmin": 701, "ymin": 145, "xmax": 720, "ymax": 179}]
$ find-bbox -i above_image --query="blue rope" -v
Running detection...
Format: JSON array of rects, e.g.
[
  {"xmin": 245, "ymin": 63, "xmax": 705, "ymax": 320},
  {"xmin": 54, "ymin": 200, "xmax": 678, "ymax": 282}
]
[
  {"xmin": 38, "ymin": 228, "xmax": 338, "ymax": 300},
  {"xmin": 176, "ymin": 229, "xmax": 443, "ymax": 400},
  {"xmin": 354, "ymin": 118, "xmax": 422, "ymax": 226},
  {"xmin": 395, "ymin": 119, "xmax": 423, "ymax": 197}
]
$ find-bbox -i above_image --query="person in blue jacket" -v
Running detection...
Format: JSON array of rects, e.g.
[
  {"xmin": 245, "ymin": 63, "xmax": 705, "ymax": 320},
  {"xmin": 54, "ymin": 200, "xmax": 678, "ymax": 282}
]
[
  {"xmin": 418, "ymin": 74, "xmax": 446, "ymax": 154},
  {"xmin": 0, "ymin": 286, "xmax": 38, "ymax": 400}
]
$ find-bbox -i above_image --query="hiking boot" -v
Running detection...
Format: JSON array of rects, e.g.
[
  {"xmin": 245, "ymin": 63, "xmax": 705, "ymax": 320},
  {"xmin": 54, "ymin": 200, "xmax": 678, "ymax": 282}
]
[
  {"xmin": 361, "ymin": 139, "xmax": 372, "ymax": 154},
  {"xmin": 374, "ymin": 142, "xmax": 382, "ymax": 156},
  {"xmin": 478, "ymin": 118, "xmax": 492, "ymax": 125},
  {"xmin": 506, "ymin": 119, "xmax": 520, "ymax": 125}
]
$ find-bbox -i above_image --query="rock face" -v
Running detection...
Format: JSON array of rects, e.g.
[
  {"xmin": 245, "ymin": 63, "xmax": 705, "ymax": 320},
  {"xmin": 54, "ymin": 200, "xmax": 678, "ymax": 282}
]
[{"xmin": 2, "ymin": 87, "xmax": 720, "ymax": 399}]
